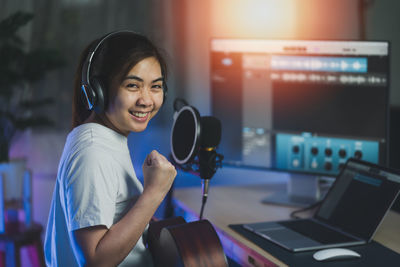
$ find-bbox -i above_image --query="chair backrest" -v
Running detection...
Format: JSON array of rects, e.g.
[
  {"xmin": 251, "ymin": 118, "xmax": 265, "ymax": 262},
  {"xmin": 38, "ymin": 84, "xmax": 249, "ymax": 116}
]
[{"xmin": 0, "ymin": 160, "xmax": 32, "ymax": 234}]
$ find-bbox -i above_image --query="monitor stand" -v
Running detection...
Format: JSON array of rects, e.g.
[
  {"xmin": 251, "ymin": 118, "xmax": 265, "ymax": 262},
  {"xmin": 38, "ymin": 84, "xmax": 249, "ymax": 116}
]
[{"xmin": 261, "ymin": 173, "xmax": 333, "ymax": 207}]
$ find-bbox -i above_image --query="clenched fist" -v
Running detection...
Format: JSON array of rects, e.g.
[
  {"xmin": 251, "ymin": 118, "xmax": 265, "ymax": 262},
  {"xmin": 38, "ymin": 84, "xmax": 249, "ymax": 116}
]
[{"xmin": 142, "ymin": 150, "xmax": 177, "ymax": 200}]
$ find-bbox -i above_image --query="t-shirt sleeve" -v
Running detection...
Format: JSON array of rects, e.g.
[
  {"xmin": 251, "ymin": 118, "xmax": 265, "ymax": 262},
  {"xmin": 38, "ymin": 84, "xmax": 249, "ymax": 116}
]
[{"xmin": 63, "ymin": 147, "xmax": 118, "ymax": 231}]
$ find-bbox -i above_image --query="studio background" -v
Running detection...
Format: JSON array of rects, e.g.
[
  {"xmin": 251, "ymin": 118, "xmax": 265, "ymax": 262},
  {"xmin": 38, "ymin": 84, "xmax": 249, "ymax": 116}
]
[{"xmin": 0, "ymin": 0, "xmax": 399, "ymax": 239}]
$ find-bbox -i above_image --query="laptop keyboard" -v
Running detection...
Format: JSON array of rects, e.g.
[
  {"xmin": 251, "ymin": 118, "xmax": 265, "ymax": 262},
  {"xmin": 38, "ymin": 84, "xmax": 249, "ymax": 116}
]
[{"xmin": 279, "ymin": 219, "xmax": 357, "ymax": 244}]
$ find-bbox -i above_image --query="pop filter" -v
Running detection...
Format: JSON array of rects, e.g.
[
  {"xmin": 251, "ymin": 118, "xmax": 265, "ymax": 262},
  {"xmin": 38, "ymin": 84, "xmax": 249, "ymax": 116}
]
[{"xmin": 170, "ymin": 105, "xmax": 201, "ymax": 165}]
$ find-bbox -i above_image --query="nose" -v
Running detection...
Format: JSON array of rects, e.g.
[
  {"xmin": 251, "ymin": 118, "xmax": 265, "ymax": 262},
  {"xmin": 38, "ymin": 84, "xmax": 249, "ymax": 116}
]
[{"xmin": 136, "ymin": 88, "xmax": 153, "ymax": 107}]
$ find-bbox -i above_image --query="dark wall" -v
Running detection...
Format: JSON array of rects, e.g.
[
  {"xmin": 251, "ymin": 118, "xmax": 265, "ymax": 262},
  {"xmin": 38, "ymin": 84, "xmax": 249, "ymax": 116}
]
[{"xmin": 389, "ymin": 107, "xmax": 400, "ymax": 212}]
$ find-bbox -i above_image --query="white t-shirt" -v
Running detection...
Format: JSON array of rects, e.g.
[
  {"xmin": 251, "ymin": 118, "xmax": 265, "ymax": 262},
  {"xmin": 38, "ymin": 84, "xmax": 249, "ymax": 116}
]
[{"xmin": 44, "ymin": 123, "xmax": 154, "ymax": 266}]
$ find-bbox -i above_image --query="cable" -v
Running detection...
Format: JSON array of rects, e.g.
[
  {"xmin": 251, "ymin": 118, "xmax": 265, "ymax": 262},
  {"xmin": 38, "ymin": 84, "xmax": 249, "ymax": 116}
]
[{"xmin": 290, "ymin": 200, "xmax": 323, "ymax": 219}]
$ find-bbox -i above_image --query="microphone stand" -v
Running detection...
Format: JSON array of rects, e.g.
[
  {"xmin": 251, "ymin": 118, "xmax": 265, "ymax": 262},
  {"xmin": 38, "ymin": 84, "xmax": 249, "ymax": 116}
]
[
  {"xmin": 198, "ymin": 148, "xmax": 222, "ymax": 220},
  {"xmin": 200, "ymin": 179, "xmax": 209, "ymax": 220}
]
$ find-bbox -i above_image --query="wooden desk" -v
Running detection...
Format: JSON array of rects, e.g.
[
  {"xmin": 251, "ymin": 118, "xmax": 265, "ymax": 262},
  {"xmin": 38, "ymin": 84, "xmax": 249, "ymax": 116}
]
[{"xmin": 173, "ymin": 184, "xmax": 400, "ymax": 267}]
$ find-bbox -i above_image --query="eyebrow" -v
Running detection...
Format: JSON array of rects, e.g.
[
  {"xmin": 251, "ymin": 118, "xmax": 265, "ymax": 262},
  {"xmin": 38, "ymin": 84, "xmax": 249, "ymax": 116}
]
[{"xmin": 124, "ymin": 75, "xmax": 164, "ymax": 83}]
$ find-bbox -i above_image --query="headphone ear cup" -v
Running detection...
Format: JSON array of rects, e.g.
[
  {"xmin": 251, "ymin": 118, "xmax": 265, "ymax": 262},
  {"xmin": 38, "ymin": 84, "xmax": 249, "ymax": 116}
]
[
  {"xmin": 81, "ymin": 84, "xmax": 96, "ymax": 110},
  {"xmin": 90, "ymin": 76, "xmax": 106, "ymax": 113}
]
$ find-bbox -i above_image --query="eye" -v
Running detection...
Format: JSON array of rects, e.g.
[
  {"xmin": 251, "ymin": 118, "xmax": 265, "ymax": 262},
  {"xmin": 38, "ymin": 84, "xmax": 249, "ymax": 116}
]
[
  {"xmin": 151, "ymin": 84, "xmax": 163, "ymax": 90},
  {"xmin": 126, "ymin": 83, "xmax": 139, "ymax": 89}
]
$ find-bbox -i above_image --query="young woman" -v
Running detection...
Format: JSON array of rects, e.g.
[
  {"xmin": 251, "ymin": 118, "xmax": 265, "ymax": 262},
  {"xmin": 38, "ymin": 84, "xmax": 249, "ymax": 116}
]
[{"xmin": 44, "ymin": 31, "xmax": 177, "ymax": 266}]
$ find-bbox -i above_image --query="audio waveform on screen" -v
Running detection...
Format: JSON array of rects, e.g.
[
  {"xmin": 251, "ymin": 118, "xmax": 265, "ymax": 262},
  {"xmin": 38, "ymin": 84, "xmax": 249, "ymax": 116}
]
[
  {"xmin": 270, "ymin": 56, "xmax": 367, "ymax": 73},
  {"xmin": 270, "ymin": 72, "xmax": 386, "ymax": 86}
]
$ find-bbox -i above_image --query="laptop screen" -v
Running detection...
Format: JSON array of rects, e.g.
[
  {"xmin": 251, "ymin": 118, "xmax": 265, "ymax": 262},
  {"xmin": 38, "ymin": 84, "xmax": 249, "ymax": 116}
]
[{"xmin": 315, "ymin": 159, "xmax": 400, "ymax": 240}]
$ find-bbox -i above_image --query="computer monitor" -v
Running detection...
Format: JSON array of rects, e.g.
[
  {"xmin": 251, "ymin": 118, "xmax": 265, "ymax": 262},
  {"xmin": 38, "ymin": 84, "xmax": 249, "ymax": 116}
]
[{"xmin": 210, "ymin": 38, "xmax": 390, "ymax": 206}]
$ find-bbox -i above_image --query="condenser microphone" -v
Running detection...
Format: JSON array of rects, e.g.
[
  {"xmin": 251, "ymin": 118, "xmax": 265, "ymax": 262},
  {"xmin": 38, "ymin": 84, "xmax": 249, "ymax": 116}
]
[
  {"xmin": 170, "ymin": 99, "xmax": 223, "ymax": 219},
  {"xmin": 200, "ymin": 116, "xmax": 221, "ymax": 149},
  {"xmin": 199, "ymin": 116, "xmax": 221, "ymax": 186}
]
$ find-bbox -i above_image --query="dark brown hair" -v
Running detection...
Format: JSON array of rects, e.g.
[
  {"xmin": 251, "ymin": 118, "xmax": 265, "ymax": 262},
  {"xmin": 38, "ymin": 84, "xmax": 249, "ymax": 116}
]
[{"xmin": 72, "ymin": 32, "xmax": 168, "ymax": 128}]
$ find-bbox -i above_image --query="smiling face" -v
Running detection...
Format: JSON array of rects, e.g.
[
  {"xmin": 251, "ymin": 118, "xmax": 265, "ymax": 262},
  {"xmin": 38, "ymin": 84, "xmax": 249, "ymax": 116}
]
[{"xmin": 104, "ymin": 57, "xmax": 164, "ymax": 135}]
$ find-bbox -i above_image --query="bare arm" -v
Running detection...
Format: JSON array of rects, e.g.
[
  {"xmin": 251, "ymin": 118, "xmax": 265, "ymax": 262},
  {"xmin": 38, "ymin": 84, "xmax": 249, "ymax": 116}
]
[{"xmin": 72, "ymin": 150, "xmax": 176, "ymax": 267}]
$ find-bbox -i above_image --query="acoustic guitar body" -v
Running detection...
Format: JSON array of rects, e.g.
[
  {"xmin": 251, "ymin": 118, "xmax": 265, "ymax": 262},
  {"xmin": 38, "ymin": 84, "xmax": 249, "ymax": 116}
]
[{"xmin": 148, "ymin": 217, "xmax": 228, "ymax": 267}]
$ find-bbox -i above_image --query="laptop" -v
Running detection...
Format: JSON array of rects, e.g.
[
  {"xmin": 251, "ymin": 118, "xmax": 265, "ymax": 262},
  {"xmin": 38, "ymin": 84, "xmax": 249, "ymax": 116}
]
[{"xmin": 243, "ymin": 158, "xmax": 400, "ymax": 252}]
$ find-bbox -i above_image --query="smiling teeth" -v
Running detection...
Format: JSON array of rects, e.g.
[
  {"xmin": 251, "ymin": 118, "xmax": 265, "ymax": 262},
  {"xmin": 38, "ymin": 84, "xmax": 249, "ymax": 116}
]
[{"xmin": 132, "ymin": 112, "xmax": 148, "ymax": 118}]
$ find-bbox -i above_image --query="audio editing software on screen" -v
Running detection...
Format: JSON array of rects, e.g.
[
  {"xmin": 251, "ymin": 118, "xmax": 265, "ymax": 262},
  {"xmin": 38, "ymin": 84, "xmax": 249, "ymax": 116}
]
[{"xmin": 211, "ymin": 39, "xmax": 389, "ymax": 176}]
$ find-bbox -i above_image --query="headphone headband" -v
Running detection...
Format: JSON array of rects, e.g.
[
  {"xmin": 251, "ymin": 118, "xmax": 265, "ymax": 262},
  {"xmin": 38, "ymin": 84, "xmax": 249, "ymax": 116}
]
[{"xmin": 81, "ymin": 30, "xmax": 137, "ymax": 93}]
